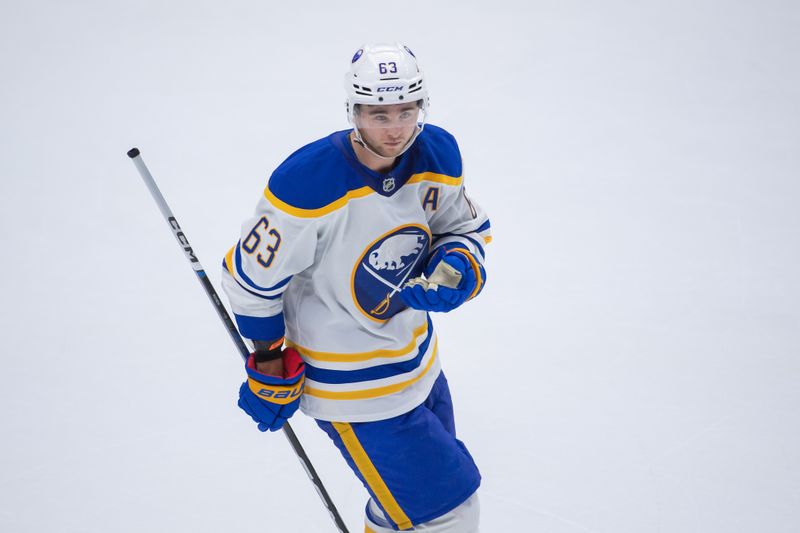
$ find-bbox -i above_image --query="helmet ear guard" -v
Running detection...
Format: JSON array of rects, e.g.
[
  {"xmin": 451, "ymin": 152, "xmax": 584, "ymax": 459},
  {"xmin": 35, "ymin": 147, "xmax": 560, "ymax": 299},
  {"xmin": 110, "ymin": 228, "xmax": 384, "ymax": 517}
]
[{"xmin": 344, "ymin": 43, "xmax": 429, "ymax": 159}]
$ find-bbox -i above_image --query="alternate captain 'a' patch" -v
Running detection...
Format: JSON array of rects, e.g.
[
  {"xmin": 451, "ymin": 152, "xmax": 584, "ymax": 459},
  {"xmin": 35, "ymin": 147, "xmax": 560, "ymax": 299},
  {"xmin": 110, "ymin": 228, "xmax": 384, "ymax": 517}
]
[{"xmin": 352, "ymin": 224, "xmax": 431, "ymax": 322}]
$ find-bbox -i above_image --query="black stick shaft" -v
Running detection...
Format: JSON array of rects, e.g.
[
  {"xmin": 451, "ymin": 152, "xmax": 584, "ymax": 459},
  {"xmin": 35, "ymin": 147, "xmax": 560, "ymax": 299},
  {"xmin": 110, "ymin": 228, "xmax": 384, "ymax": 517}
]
[{"xmin": 127, "ymin": 147, "xmax": 350, "ymax": 533}]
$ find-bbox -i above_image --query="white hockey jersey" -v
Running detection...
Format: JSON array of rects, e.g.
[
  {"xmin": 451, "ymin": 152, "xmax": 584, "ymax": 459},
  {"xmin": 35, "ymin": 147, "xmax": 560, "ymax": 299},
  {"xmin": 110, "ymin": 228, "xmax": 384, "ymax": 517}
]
[{"xmin": 222, "ymin": 125, "xmax": 491, "ymax": 422}]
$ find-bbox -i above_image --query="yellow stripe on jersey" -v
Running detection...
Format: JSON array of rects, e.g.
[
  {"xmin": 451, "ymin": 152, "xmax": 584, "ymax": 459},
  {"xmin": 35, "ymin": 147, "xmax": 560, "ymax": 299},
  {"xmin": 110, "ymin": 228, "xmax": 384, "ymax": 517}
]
[
  {"xmin": 224, "ymin": 245, "xmax": 235, "ymax": 274},
  {"xmin": 264, "ymin": 184, "xmax": 373, "ymax": 218},
  {"xmin": 407, "ymin": 171, "xmax": 463, "ymax": 187},
  {"xmin": 483, "ymin": 235, "xmax": 493, "ymax": 244},
  {"xmin": 304, "ymin": 340, "xmax": 438, "ymax": 400},
  {"xmin": 332, "ymin": 422, "xmax": 413, "ymax": 530},
  {"xmin": 287, "ymin": 321, "xmax": 429, "ymax": 363},
  {"xmin": 264, "ymin": 172, "xmax": 462, "ymax": 218}
]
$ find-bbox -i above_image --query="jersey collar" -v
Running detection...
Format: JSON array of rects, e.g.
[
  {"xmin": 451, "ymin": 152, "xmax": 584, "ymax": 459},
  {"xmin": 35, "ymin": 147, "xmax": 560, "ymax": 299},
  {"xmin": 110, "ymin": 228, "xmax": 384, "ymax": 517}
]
[{"xmin": 331, "ymin": 130, "xmax": 417, "ymax": 197}]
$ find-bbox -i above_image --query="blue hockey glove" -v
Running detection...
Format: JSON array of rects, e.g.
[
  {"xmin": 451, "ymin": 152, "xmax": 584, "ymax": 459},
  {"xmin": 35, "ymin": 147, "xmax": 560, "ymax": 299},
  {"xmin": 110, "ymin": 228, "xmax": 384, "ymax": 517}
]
[
  {"xmin": 238, "ymin": 348, "xmax": 305, "ymax": 432},
  {"xmin": 400, "ymin": 246, "xmax": 485, "ymax": 313}
]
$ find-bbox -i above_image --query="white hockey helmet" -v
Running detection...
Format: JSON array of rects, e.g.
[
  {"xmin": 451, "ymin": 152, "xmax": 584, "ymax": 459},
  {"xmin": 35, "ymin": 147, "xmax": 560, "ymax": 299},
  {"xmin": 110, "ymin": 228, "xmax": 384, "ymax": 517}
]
[{"xmin": 345, "ymin": 43, "xmax": 429, "ymax": 158}]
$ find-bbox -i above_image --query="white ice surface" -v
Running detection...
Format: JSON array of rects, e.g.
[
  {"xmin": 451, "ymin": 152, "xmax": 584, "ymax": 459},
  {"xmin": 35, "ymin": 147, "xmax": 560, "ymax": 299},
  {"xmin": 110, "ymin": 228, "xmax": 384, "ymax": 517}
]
[{"xmin": 1, "ymin": 1, "xmax": 799, "ymax": 532}]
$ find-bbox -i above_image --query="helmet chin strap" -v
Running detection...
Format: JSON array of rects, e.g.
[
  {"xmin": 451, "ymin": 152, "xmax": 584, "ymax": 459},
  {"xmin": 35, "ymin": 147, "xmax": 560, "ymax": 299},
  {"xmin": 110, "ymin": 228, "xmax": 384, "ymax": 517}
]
[{"xmin": 351, "ymin": 125, "xmax": 424, "ymax": 161}]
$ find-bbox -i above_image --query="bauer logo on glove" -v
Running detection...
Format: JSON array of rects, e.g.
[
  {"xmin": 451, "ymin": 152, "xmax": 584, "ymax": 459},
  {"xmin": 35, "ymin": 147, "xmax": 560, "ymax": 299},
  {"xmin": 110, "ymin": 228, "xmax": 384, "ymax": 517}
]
[
  {"xmin": 238, "ymin": 347, "xmax": 305, "ymax": 432},
  {"xmin": 249, "ymin": 380, "xmax": 303, "ymax": 404}
]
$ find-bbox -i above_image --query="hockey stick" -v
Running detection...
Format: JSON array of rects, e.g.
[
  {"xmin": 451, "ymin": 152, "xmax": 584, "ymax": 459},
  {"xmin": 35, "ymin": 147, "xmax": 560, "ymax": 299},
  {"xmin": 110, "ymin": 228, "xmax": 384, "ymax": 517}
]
[{"xmin": 127, "ymin": 148, "xmax": 350, "ymax": 533}]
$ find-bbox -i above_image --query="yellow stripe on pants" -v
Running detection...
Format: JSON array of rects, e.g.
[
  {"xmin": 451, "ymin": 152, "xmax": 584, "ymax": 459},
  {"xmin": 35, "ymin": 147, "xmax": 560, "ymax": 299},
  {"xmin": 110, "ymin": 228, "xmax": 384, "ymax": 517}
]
[{"xmin": 332, "ymin": 422, "xmax": 413, "ymax": 531}]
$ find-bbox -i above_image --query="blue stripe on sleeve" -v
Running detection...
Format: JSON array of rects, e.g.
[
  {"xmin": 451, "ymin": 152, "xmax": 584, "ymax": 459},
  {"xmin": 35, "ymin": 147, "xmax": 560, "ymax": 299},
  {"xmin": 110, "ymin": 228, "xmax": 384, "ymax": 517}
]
[
  {"xmin": 222, "ymin": 259, "xmax": 285, "ymax": 300},
  {"xmin": 456, "ymin": 234, "xmax": 485, "ymax": 260},
  {"xmin": 432, "ymin": 234, "xmax": 485, "ymax": 260},
  {"xmin": 476, "ymin": 220, "xmax": 491, "ymax": 233},
  {"xmin": 235, "ymin": 279, "xmax": 284, "ymax": 300},
  {"xmin": 234, "ymin": 244, "xmax": 292, "ymax": 293},
  {"xmin": 304, "ymin": 317, "xmax": 434, "ymax": 384},
  {"xmin": 234, "ymin": 312, "xmax": 286, "ymax": 341}
]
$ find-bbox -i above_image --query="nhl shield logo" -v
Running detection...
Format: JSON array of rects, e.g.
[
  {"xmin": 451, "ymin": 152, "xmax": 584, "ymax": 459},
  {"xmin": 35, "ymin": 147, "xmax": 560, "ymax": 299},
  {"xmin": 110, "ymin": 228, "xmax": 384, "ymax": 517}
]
[
  {"xmin": 382, "ymin": 177, "xmax": 396, "ymax": 193},
  {"xmin": 352, "ymin": 224, "xmax": 431, "ymax": 321}
]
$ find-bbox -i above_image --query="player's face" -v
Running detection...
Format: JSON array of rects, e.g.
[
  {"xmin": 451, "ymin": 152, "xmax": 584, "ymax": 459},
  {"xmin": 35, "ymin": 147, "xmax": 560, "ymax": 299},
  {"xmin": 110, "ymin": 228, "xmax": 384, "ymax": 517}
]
[{"xmin": 354, "ymin": 103, "xmax": 421, "ymax": 158}]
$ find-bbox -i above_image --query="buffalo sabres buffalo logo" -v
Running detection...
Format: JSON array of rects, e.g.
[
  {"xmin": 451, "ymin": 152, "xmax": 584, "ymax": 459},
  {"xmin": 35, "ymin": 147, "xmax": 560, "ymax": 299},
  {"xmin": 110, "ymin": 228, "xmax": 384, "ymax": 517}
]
[{"xmin": 352, "ymin": 224, "xmax": 431, "ymax": 321}]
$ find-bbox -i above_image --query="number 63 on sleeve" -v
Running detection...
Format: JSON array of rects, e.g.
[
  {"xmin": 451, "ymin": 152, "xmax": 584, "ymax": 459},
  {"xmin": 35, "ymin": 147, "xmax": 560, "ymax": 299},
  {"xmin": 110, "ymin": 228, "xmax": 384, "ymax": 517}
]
[{"xmin": 242, "ymin": 216, "xmax": 282, "ymax": 269}]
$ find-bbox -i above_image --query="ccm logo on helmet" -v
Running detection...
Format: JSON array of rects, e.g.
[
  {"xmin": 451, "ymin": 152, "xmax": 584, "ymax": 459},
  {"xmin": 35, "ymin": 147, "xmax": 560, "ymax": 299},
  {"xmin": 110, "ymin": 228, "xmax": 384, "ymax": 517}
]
[{"xmin": 377, "ymin": 86, "xmax": 404, "ymax": 92}]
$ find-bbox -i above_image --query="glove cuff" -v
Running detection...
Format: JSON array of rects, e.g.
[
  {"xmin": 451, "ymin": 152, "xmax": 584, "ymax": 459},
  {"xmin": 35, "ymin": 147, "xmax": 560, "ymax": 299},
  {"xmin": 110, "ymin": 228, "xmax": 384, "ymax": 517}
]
[
  {"xmin": 445, "ymin": 247, "xmax": 485, "ymax": 300},
  {"xmin": 246, "ymin": 349, "xmax": 305, "ymax": 383},
  {"xmin": 245, "ymin": 351, "xmax": 305, "ymax": 406}
]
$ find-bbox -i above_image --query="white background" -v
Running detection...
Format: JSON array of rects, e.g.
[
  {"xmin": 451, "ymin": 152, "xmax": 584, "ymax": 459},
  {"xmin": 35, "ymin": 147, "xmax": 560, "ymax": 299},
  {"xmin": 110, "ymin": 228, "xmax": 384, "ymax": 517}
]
[{"xmin": 1, "ymin": 1, "xmax": 799, "ymax": 531}]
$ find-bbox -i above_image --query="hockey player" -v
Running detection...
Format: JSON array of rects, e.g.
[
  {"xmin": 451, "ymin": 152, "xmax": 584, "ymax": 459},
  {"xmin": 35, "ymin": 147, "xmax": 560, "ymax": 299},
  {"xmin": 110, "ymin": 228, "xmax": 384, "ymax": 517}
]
[{"xmin": 223, "ymin": 43, "xmax": 491, "ymax": 532}]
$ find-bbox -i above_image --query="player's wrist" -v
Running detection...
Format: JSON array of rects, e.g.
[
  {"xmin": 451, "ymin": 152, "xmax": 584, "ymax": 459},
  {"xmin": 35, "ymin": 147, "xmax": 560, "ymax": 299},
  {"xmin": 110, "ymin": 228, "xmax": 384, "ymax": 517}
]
[
  {"xmin": 253, "ymin": 358, "xmax": 283, "ymax": 378},
  {"xmin": 253, "ymin": 337, "xmax": 285, "ymax": 363}
]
